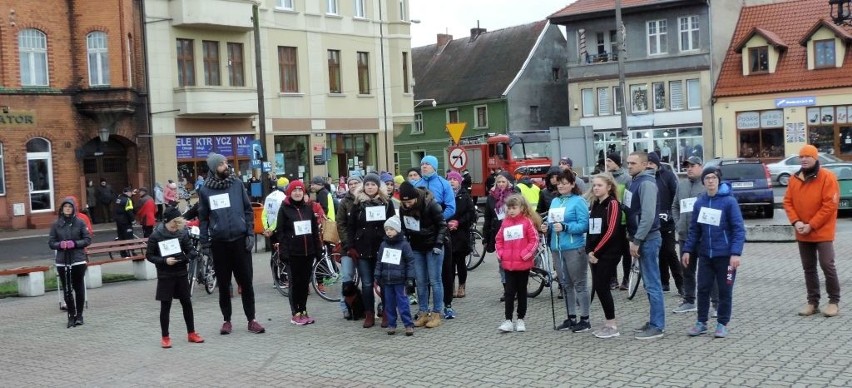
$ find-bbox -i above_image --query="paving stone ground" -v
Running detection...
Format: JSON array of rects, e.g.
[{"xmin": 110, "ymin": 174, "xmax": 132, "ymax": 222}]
[{"xmin": 2, "ymin": 237, "xmax": 852, "ymax": 386}]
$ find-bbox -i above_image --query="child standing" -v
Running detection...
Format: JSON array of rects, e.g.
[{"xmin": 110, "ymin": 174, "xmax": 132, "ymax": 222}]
[
  {"xmin": 495, "ymin": 194, "xmax": 541, "ymax": 333},
  {"xmin": 375, "ymin": 216, "xmax": 416, "ymax": 336}
]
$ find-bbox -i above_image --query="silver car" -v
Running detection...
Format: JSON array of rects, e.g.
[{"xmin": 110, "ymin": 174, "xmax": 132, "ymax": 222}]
[{"xmin": 766, "ymin": 153, "xmax": 842, "ymax": 186}]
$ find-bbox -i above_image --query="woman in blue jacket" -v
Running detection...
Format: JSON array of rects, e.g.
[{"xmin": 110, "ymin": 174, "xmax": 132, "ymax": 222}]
[
  {"xmin": 681, "ymin": 167, "xmax": 745, "ymax": 338},
  {"xmin": 540, "ymin": 171, "xmax": 590, "ymax": 332}
]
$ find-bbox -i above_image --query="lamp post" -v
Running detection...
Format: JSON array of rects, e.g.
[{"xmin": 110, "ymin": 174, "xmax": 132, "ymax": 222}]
[
  {"xmin": 414, "ymin": 99, "xmax": 437, "ymax": 108},
  {"xmin": 830, "ymin": 0, "xmax": 852, "ymax": 26},
  {"xmin": 98, "ymin": 127, "xmax": 110, "ymax": 142}
]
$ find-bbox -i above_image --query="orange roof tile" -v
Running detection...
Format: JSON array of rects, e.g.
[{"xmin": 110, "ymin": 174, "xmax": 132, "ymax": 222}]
[
  {"xmin": 549, "ymin": 0, "xmax": 685, "ymax": 20},
  {"xmin": 733, "ymin": 27, "xmax": 788, "ymax": 53},
  {"xmin": 798, "ymin": 19, "xmax": 852, "ymax": 46},
  {"xmin": 714, "ymin": 0, "xmax": 852, "ymax": 98}
]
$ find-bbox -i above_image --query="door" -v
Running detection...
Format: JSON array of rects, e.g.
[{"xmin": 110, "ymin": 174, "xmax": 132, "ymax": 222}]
[
  {"xmin": 26, "ymin": 138, "xmax": 54, "ymax": 212},
  {"xmin": 82, "ymin": 138, "xmax": 128, "ymax": 192}
]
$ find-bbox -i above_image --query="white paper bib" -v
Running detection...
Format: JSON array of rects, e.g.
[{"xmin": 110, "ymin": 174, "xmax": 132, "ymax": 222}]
[
  {"xmin": 680, "ymin": 197, "xmax": 697, "ymax": 213},
  {"xmin": 548, "ymin": 207, "xmax": 565, "ymax": 223},
  {"xmin": 623, "ymin": 190, "xmax": 633, "ymax": 206},
  {"xmin": 697, "ymin": 207, "xmax": 721, "ymax": 226},
  {"xmin": 158, "ymin": 238, "xmax": 181, "ymax": 257},
  {"xmin": 294, "ymin": 220, "xmax": 312, "ymax": 236},
  {"xmin": 209, "ymin": 193, "xmax": 231, "ymax": 210},
  {"xmin": 366, "ymin": 206, "xmax": 386, "ymax": 222},
  {"xmin": 403, "ymin": 216, "xmax": 420, "ymax": 231},
  {"xmin": 503, "ymin": 224, "xmax": 524, "ymax": 241},
  {"xmin": 589, "ymin": 218, "xmax": 602, "ymax": 234},
  {"xmin": 381, "ymin": 248, "xmax": 402, "ymax": 265}
]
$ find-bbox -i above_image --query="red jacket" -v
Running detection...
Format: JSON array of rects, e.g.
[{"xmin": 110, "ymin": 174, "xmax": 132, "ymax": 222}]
[
  {"xmin": 495, "ymin": 214, "xmax": 538, "ymax": 271},
  {"xmin": 136, "ymin": 196, "xmax": 157, "ymax": 227}
]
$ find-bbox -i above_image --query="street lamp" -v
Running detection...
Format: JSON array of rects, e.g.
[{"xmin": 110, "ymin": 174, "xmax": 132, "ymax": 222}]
[
  {"xmin": 830, "ymin": 0, "xmax": 852, "ymax": 26},
  {"xmin": 98, "ymin": 127, "xmax": 111, "ymax": 142},
  {"xmin": 414, "ymin": 99, "xmax": 437, "ymax": 108}
]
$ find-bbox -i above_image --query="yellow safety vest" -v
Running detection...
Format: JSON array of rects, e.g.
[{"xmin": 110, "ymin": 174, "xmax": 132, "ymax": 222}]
[
  {"xmin": 518, "ymin": 183, "xmax": 540, "ymax": 208},
  {"xmin": 325, "ymin": 192, "xmax": 336, "ymax": 222}
]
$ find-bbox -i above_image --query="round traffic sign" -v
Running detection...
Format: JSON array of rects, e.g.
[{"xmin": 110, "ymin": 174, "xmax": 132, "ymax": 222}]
[{"xmin": 449, "ymin": 147, "xmax": 468, "ymax": 170}]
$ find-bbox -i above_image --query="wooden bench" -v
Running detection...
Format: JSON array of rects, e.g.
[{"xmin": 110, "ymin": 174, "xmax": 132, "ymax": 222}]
[
  {"xmin": 0, "ymin": 266, "xmax": 50, "ymax": 297},
  {"xmin": 84, "ymin": 238, "xmax": 155, "ymax": 287}
]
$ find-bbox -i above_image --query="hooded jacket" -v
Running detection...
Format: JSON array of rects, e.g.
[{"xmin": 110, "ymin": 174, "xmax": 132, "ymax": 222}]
[
  {"xmin": 495, "ymin": 214, "xmax": 538, "ymax": 271},
  {"xmin": 49, "ymin": 197, "xmax": 92, "ymax": 266},
  {"xmin": 654, "ymin": 164, "xmax": 679, "ymax": 230},
  {"xmin": 682, "ymin": 182, "xmax": 746, "ymax": 259},
  {"xmin": 626, "ymin": 169, "xmax": 660, "ymax": 244},
  {"xmin": 336, "ymin": 190, "xmax": 357, "ymax": 251},
  {"xmin": 197, "ymin": 174, "xmax": 253, "ymax": 243},
  {"xmin": 374, "ymin": 232, "xmax": 415, "ymax": 285},
  {"xmin": 546, "ymin": 193, "xmax": 589, "ymax": 251},
  {"xmin": 783, "ymin": 164, "xmax": 839, "ymax": 242},
  {"xmin": 672, "ymin": 175, "xmax": 706, "ymax": 241},
  {"xmin": 146, "ymin": 223, "xmax": 196, "ymax": 278},
  {"xmin": 418, "ymin": 173, "xmax": 456, "ymax": 219},
  {"xmin": 399, "ymin": 189, "xmax": 447, "ymax": 252},
  {"xmin": 348, "ymin": 188, "xmax": 396, "ymax": 260},
  {"xmin": 274, "ymin": 196, "xmax": 322, "ymax": 259},
  {"xmin": 536, "ymin": 166, "xmax": 562, "ymax": 214},
  {"xmin": 448, "ymin": 186, "xmax": 476, "ymax": 255}
]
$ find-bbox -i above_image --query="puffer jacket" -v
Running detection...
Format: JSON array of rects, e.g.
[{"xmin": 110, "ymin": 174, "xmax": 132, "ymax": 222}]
[
  {"xmin": 399, "ymin": 189, "xmax": 447, "ymax": 252},
  {"xmin": 348, "ymin": 190, "xmax": 396, "ymax": 260},
  {"xmin": 146, "ymin": 223, "xmax": 196, "ymax": 278},
  {"xmin": 275, "ymin": 197, "xmax": 322, "ymax": 259},
  {"xmin": 449, "ymin": 187, "xmax": 476, "ymax": 256},
  {"xmin": 197, "ymin": 175, "xmax": 253, "ymax": 243},
  {"xmin": 682, "ymin": 182, "xmax": 746, "ymax": 259},
  {"xmin": 374, "ymin": 233, "xmax": 415, "ymax": 285},
  {"xmin": 49, "ymin": 197, "xmax": 92, "ymax": 266},
  {"xmin": 495, "ymin": 214, "xmax": 538, "ymax": 271},
  {"xmin": 336, "ymin": 191, "xmax": 357, "ymax": 250},
  {"xmin": 546, "ymin": 193, "xmax": 589, "ymax": 251}
]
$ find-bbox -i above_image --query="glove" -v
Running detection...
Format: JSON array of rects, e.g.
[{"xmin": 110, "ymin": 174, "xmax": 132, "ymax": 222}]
[
  {"xmin": 405, "ymin": 279, "xmax": 415, "ymax": 289},
  {"xmin": 59, "ymin": 241, "xmax": 67, "ymax": 250},
  {"xmin": 448, "ymin": 220, "xmax": 459, "ymax": 230},
  {"xmin": 200, "ymin": 243, "xmax": 211, "ymax": 256},
  {"xmin": 245, "ymin": 235, "xmax": 255, "ymax": 252},
  {"xmin": 65, "ymin": 240, "xmax": 76, "ymax": 249},
  {"xmin": 485, "ymin": 241, "xmax": 495, "ymax": 253},
  {"xmin": 347, "ymin": 248, "xmax": 361, "ymax": 261},
  {"xmin": 432, "ymin": 246, "xmax": 443, "ymax": 256}
]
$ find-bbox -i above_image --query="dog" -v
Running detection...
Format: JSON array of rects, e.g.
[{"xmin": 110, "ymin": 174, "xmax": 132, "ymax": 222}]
[{"xmin": 342, "ymin": 281, "xmax": 366, "ymax": 320}]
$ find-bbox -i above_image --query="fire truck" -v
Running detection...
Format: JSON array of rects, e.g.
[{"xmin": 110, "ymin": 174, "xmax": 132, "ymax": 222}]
[{"xmin": 447, "ymin": 131, "xmax": 552, "ymax": 198}]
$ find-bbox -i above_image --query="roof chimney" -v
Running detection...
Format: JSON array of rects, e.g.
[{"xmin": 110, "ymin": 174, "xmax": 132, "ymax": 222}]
[
  {"xmin": 437, "ymin": 33, "xmax": 453, "ymax": 47},
  {"xmin": 470, "ymin": 20, "xmax": 486, "ymax": 42}
]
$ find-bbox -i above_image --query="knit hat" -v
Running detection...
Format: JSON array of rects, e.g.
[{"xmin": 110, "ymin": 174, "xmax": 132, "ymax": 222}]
[
  {"xmin": 380, "ymin": 172, "xmax": 394, "ymax": 183},
  {"xmin": 399, "ymin": 181, "xmax": 420, "ymax": 201},
  {"xmin": 207, "ymin": 152, "xmax": 227, "ymax": 172},
  {"xmin": 394, "ymin": 175, "xmax": 405, "ymax": 185},
  {"xmin": 446, "ymin": 171, "xmax": 463, "ymax": 183},
  {"xmin": 286, "ymin": 180, "xmax": 305, "ymax": 197},
  {"xmin": 276, "ymin": 177, "xmax": 289, "ymax": 188},
  {"xmin": 347, "ymin": 175, "xmax": 363, "ymax": 184},
  {"xmin": 163, "ymin": 206, "xmax": 182, "ymax": 224},
  {"xmin": 363, "ymin": 173, "xmax": 381, "ymax": 187},
  {"xmin": 799, "ymin": 144, "xmax": 819, "ymax": 158},
  {"xmin": 606, "ymin": 152, "xmax": 622, "ymax": 167},
  {"xmin": 559, "ymin": 157, "xmax": 573, "ymax": 167},
  {"xmin": 647, "ymin": 152, "xmax": 661, "ymax": 166},
  {"xmin": 384, "ymin": 215, "xmax": 402, "ymax": 233},
  {"xmin": 406, "ymin": 167, "xmax": 421, "ymax": 179},
  {"xmin": 310, "ymin": 175, "xmax": 326, "ymax": 186},
  {"xmin": 421, "ymin": 155, "xmax": 439, "ymax": 170},
  {"xmin": 701, "ymin": 166, "xmax": 722, "ymax": 183}
]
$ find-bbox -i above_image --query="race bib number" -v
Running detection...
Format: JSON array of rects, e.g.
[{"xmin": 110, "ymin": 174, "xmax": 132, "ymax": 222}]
[
  {"xmin": 366, "ymin": 206, "xmax": 386, "ymax": 222},
  {"xmin": 622, "ymin": 190, "xmax": 633, "ymax": 206},
  {"xmin": 293, "ymin": 220, "xmax": 312, "ymax": 236},
  {"xmin": 209, "ymin": 193, "xmax": 231, "ymax": 210},
  {"xmin": 548, "ymin": 207, "xmax": 565, "ymax": 223},
  {"xmin": 589, "ymin": 218, "xmax": 602, "ymax": 234},
  {"xmin": 680, "ymin": 197, "xmax": 697, "ymax": 213},
  {"xmin": 403, "ymin": 216, "xmax": 420, "ymax": 231},
  {"xmin": 496, "ymin": 208, "xmax": 506, "ymax": 221},
  {"xmin": 158, "ymin": 238, "xmax": 181, "ymax": 257},
  {"xmin": 697, "ymin": 207, "xmax": 722, "ymax": 226},
  {"xmin": 381, "ymin": 248, "xmax": 402, "ymax": 265},
  {"xmin": 503, "ymin": 224, "xmax": 524, "ymax": 241}
]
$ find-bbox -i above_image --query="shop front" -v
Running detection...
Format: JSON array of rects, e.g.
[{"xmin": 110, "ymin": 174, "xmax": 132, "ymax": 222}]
[
  {"xmin": 593, "ymin": 126, "xmax": 704, "ymax": 171},
  {"xmin": 175, "ymin": 135, "xmax": 255, "ymax": 182},
  {"xmin": 326, "ymin": 133, "xmax": 378, "ymax": 179},
  {"xmin": 272, "ymin": 135, "xmax": 310, "ymax": 181}
]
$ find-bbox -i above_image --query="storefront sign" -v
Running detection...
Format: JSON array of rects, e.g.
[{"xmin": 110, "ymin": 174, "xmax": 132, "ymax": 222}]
[
  {"xmin": 736, "ymin": 111, "xmax": 760, "ymax": 129},
  {"xmin": 236, "ymin": 135, "xmax": 252, "ymax": 157},
  {"xmin": 760, "ymin": 110, "xmax": 783, "ymax": 128},
  {"xmin": 214, "ymin": 136, "xmax": 234, "ymax": 157},
  {"xmin": 176, "ymin": 137, "xmax": 193, "ymax": 159},
  {"xmin": 195, "ymin": 137, "xmax": 213, "ymax": 157},
  {"xmin": 313, "ymin": 155, "xmax": 325, "ymax": 165},
  {"xmin": 0, "ymin": 111, "xmax": 36, "ymax": 127},
  {"xmin": 775, "ymin": 96, "xmax": 815, "ymax": 108}
]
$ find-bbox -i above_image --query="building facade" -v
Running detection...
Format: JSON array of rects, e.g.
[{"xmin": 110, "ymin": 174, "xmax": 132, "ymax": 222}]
[{"xmin": 0, "ymin": 0, "xmax": 148, "ymax": 229}]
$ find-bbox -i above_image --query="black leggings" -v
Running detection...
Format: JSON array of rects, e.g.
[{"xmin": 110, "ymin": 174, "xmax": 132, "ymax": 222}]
[
  {"xmin": 58, "ymin": 265, "xmax": 86, "ymax": 318},
  {"xmin": 211, "ymin": 239, "xmax": 256, "ymax": 322},
  {"xmin": 591, "ymin": 253, "xmax": 621, "ymax": 320},
  {"xmin": 288, "ymin": 255, "xmax": 313, "ymax": 315},
  {"xmin": 504, "ymin": 270, "xmax": 529, "ymax": 320},
  {"xmin": 160, "ymin": 298, "xmax": 194, "ymax": 337}
]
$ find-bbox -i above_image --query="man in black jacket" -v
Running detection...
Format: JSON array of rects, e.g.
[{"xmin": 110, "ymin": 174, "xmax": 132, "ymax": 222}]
[
  {"xmin": 114, "ymin": 187, "xmax": 135, "ymax": 256},
  {"xmin": 648, "ymin": 152, "xmax": 682, "ymax": 295}
]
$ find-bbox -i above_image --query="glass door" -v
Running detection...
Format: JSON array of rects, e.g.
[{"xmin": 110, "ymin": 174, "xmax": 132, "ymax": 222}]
[{"xmin": 27, "ymin": 138, "xmax": 54, "ymax": 212}]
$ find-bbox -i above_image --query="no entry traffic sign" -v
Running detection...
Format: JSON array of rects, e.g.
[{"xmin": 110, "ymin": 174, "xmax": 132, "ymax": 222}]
[{"xmin": 449, "ymin": 147, "xmax": 468, "ymax": 170}]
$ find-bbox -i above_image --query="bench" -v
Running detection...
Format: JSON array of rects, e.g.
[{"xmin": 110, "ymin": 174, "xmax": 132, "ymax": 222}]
[
  {"xmin": 84, "ymin": 238, "xmax": 156, "ymax": 287},
  {"xmin": 0, "ymin": 266, "xmax": 50, "ymax": 297}
]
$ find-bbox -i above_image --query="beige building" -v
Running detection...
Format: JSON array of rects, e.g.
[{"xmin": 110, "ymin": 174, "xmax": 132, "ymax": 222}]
[{"xmin": 145, "ymin": 0, "xmax": 413, "ymax": 188}]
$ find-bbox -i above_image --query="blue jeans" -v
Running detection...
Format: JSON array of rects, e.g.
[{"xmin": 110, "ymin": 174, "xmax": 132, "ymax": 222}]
[
  {"xmin": 638, "ymin": 236, "xmax": 665, "ymax": 330},
  {"xmin": 338, "ymin": 255, "xmax": 355, "ymax": 313},
  {"xmin": 697, "ymin": 256, "xmax": 736, "ymax": 325},
  {"xmin": 384, "ymin": 284, "xmax": 413, "ymax": 328},
  {"xmin": 358, "ymin": 259, "xmax": 378, "ymax": 311},
  {"xmin": 412, "ymin": 249, "xmax": 444, "ymax": 313}
]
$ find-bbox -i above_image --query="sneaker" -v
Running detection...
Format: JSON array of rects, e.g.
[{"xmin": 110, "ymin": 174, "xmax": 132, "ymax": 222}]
[
  {"xmin": 515, "ymin": 319, "xmax": 526, "ymax": 332},
  {"xmin": 609, "ymin": 279, "xmax": 619, "ymax": 290},
  {"xmin": 555, "ymin": 318, "xmax": 576, "ymax": 331},
  {"xmin": 635, "ymin": 326, "xmax": 664, "ymax": 340},
  {"xmin": 673, "ymin": 302, "xmax": 698, "ymax": 314},
  {"xmin": 498, "ymin": 320, "xmax": 514, "ymax": 333},
  {"xmin": 714, "ymin": 323, "xmax": 728, "ymax": 338},
  {"xmin": 387, "ymin": 328, "xmax": 397, "ymax": 335},
  {"xmin": 619, "ymin": 283, "xmax": 628, "ymax": 291},
  {"xmin": 220, "ymin": 321, "xmax": 232, "ymax": 335},
  {"xmin": 291, "ymin": 313, "xmax": 306, "ymax": 326},
  {"xmin": 572, "ymin": 319, "xmax": 591, "ymax": 333},
  {"xmin": 633, "ymin": 322, "xmax": 651, "ymax": 333},
  {"xmin": 187, "ymin": 332, "xmax": 205, "ymax": 343},
  {"xmin": 248, "ymin": 320, "xmax": 266, "ymax": 334},
  {"xmin": 711, "ymin": 305, "xmax": 718, "ymax": 318},
  {"xmin": 593, "ymin": 325, "xmax": 620, "ymax": 339},
  {"xmin": 161, "ymin": 336, "xmax": 172, "ymax": 349},
  {"xmin": 405, "ymin": 327, "xmax": 414, "ymax": 336},
  {"xmin": 687, "ymin": 321, "xmax": 708, "ymax": 336},
  {"xmin": 444, "ymin": 307, "xmax": 456, "ymax": 320},
  {"xmin": 302, "ymin": 313, "xmax": 315, "ymax": 324},
  {"xmin": 408, "ymin": 294, "xmax": 418, "ymax": 305}
]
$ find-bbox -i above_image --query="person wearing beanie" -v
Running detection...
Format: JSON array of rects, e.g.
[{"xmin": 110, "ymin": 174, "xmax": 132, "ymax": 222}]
[
  {"xmin": 136, "ymin": 187, "xmax": 157, "ymax": 238},
  {"xmin": 49, "ymin": 197, "xmax": 92, "ymax": 328},
  {"xmin": 446, "ymin": 171, "xmax": 463, "ymax": 184},
  {"xmin": 375, "ymin": 216, "xmax": 416, "ymax": 336},
  {"xmin": 681, "ymin": 162, "xmax": 744, "ymax": 338},
  {"xmin": 784, "ymin": 144, "xmax": 841, "ymax": 318},
  {"xmin": 446, "ymin": 170, "xmax": 477, "ymax": 306},
  {"xmin": 394, "ymin": 175, "xmax": 405, "ymax": 186},
  {"xmin": 262, "ymin": 177, "xmax": 289, "ymax": 246},
  {"xmin": 398, "ymin": 180, "xmax": 449, "ymax": 328},
  {"xmin": 648, "ymin": 150, "xmax": 682, "ymax": 295},
  {"xmin": 536, "ymin": 166, "xmax": 563, "ymax": 214},
  {"xmin": 604, "ymin": 152, "xmax": 631, "ymax": 290},
  {"xmin": 197, "ymin": 151, "xmax": 265, "ymax": 335},
  {"xmin": 406, "ymin": 167, "xmax": 422, "ymax": 185},
  {"xmin": 347, "ymin": 172, "xmax": 396, "ymax": 328},
  {"xmin": 557, "ymin": 156, "xmax": 587, "ymax": 193},
  {"xmin": 146, "ymin": 207, "xmax": 205, "ymax": 348},
  {"xmin": 335, "ymin": 174, "xmax": 365, "ymax": 318},
  {"xmin": 310, "ymin": 175, "xmax": 337, "ymax": 222},
  {"xmin": 420, "ymin": 155, "xmax": 456, "ymax": 221}
]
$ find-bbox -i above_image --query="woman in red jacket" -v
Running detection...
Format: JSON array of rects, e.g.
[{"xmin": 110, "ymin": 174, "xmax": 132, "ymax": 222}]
[
  {"xmin": 495, "ymin": 194, "xmax": 541, "ymax": 333},
  {"xmin": 136, "ymin": 187, "xmax": 158, "ymax": 237}
]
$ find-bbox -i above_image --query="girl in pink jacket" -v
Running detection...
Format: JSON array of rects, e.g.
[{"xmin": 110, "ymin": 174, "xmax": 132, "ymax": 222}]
[{"xmin": 495, "ymin": 194, "xmax": 541, "ymax": 333}]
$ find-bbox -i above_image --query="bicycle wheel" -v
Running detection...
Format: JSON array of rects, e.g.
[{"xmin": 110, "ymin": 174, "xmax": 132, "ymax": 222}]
[
  {"xmin": 312, "ymin": 256, "xmax": 344, "ymax": 302},
  {"xmin": 627, "ymin": 258, "xmax": 642, "ymax": 300},
  {"xmin": 466, "ymin": 230, "xmax": 487, "ymax": 271},
  {"xmin": 526, "ymin": 268, "xmax": 547, "ymax": 298},
  {"xmin": 187, "ymin": 258, "xmax": 199, "ymax": 296},
  {"xmin": 270, "ymin": 253, "xmax": 290, "ymax": 298},
  {"xmin": 203, "ymin": 255, "xmax": 217, "ymax": 294}
]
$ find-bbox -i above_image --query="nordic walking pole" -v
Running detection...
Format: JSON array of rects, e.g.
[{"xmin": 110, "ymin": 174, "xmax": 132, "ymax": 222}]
[{"xmin": 551, "ymin": 226, "xmax": 559, "ymax": 331}]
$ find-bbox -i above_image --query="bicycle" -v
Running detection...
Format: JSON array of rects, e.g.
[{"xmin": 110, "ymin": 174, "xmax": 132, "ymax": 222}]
[
  {"xmin": 527, "ymin": 231, "xmax": 555, "ymax": 298},
  {"xmin": 311, "ymin": 244, "xmax": 359, "ymax": 302},
  {"xmin": 187, "ymin": 226, "xmax": 217, "ymax": 295},
  {"xmin": 270, "ymin": 244, "xmax": 290, "ymax": 298},
  {"xmin": 466, "ymin": 228, "xmax": 486, "ymax": 271},
  {"xmin": 627, "ymin": 257, "xmax": 641, "ymax": 300}
]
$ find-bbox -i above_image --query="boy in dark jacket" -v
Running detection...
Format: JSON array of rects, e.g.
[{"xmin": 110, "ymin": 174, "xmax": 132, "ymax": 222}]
[{"xmin": 374, "ymin": 216, "xmax": 416, "ymax": 336}]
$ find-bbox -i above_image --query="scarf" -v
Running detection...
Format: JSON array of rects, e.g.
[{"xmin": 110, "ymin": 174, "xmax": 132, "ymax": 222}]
[
  {"xmin": 490, "ymin": 186, "xmax": 512, "ymax": 210},
  {"xmin": 205, "ymin": 172, "xmax": 235, "ymax": 190}
]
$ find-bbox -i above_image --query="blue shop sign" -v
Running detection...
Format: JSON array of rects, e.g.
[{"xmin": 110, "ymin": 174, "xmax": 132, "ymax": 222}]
[{"xmin": 775, "ymin": 97, "xmax": 815, "ymax": 108}]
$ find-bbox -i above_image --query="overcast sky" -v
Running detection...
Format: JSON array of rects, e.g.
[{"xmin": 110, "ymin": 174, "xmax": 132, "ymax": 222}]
[{"xmin": 409, "ymin": 0, "xmax": 577, "ymax": 47}]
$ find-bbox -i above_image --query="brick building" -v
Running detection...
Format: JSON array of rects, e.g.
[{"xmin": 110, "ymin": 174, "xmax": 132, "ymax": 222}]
[{"xmin": 0, "ymin": 0, "xmax": 149, "ymax": 229}]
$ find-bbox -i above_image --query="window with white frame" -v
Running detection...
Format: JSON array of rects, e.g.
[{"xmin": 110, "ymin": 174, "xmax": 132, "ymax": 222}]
[
  {"xmin": 630, "ymin": 84, "xmax": 649, "ymax": 113},
  {"xmin": 814, "ymin": 39, "xmax": 836, "ymax": 68},
  {"xmin": 87, "ymin": 31, "xmax": 110, "ymax": 86},
  {"xmin": 27, "ymin": 138, "xmax": 53, "ymax": 212},
  {"xmin": 19, "ymin": 29, "xmax": 49, "ymax": 86},
  {"xmin": 413, "ymin": 112, "xmax": 423, "ymax": 133},
  {"xmin": 399, "ymin": 0, "xmax": 408, "ymax": 21},
  {"xmin": 647, "ymin": 19, "xmax": 668, "ymax": 55},
  {"xmin": 0, "ymin": 143, "xmax": 5, "ymax": 195},
  {"xmin": 354, "ymin": 0, "xmax": 366, "ymax": 18},
  {"xmin": 652, "ymin": 82, "xmax": 666, "ymax": 111},
  {"xmin": 613, "ymin": 86, "xmax": 623, "ymax": 114},
  {"xmin": 446, "ymin": 108, "xmax": 459, "ymax": 123},
  {"xmin": 597, "ymin": 88, "xmax": 611, "ymax": 115},
  {"xmin": 327, "ymin": 0, "xmax": 338, "ymax": 15},
  {"xmin": 276, "ymin": 0, "xmax": 294, "ymax": 10},
  {"xmin": 475, "ymin": 105, "xmax": 488, "ymax": 128},
  {"xmin": 679, "ymin": 16, "xmax": 699, "ymax": 52},
  {"xmin": 669, "ymin": 80, "xmax": 684, "ymax": 110},
  {"xmin": 686, "ymin": 78, "xmax": 700, "ymax": 109},
  {"xmin": 582, "ymin": 88, "xmax": 595, "ymax": 117}
]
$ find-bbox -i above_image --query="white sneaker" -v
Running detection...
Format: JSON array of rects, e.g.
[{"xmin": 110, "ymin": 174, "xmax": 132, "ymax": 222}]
[
  {"xmin": 515, "ymin": 319, "xmax": 526, "ymax": 332},
  {"xmin": 498, "ymin": 320, "xmax": 514, "ymax": 333}
]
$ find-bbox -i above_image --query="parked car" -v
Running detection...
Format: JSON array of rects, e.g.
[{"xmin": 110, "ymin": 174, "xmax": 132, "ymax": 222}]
[
  {"xmin": 703, "ymin": 158, "xmax": 774, "ymax": 218},
  {"xmin": 767, "ymin": 153, "xmax": 842, "ymax": 186},
  {"xmin": 821, "ymin": 163, "xmax": 852, "ymax": 210}
]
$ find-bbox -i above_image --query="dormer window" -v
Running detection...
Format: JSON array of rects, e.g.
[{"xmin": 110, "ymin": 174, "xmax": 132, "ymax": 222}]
[
  {"xmin": 749, "ymin": 46, "xmax": 769, "ymax": 73},
  {"xmin": 814, "ymin": 39, "xmax": 836, "ymax": 68}
]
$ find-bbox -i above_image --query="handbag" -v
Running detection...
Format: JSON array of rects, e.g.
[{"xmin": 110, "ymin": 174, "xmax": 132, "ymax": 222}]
[{"xmin": 322, "ymin": 218, "xmax": 340, "ymax": 244}]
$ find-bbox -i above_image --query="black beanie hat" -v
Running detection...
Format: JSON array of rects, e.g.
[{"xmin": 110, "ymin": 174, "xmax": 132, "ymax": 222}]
[
  {"xmin": 606, "ymin": 152, "xmax": 622, "ymax": 167},
  {"xmin": 701, "ymin": 166, "xmax": 722, "ymax": 183},
  {"xmin": 163, "ymin": 207, "xmax": 182, "ymax": 224},
  {"xmin": 399, "ymin": 181, "xmax": 420, "ymax": 201}
]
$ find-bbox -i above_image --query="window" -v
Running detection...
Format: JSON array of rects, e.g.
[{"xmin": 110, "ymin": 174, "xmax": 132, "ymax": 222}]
[
  {"xmin": 227, "ymin": 43, "xmax": 244, "ymax": 86},
  {"xmin": 475, "ymin": 106, "xmax": 488, "ymax": 128},
  {"xmin": 815, "ymin": 40, "xmax": 836, "ymax": 68},
  {"xmin": 749, "ymin": 46, "xmax": 769, "ymax": 73},
  {"xmin": 327, "ymin": 0, "xmax": 338, "ymax": 14},
  {"xmin": 669, "ymin": 80, "xmax": 684, "ymax": 110},
  {"xmin": 737, "ymin": 111, "xmax": 783, "ymax": 158},
  {"xmin": 276, "ymin": 0, "xmax": 294, "ymax": 10},
  {"xmin": 27, "ymin": 138, "xmax": 53, "ymax": 212},
  {"xmin": 0, "ymin": 143, "xmax": 5, "ymax": 195},
  {"xmin": 530, "ymin": 106, "xmax": 540, "ymax": 124},
  {"xmin": 610, "ymin": 30, "xmax": 618, "ymax": 57},
  {"xmin": 652, "ymin": 82, "xmax": 666, "ymax": 111},
  {"xmin": 679, "ymin": 16, "xmax": 699, "ymax": 51},
  {"xmin": 278, "ymin": 46, "xmax": 299, "ymax": 93},
  {"xmin": 354, "ymin": 0, "xmax": 366, "ymax": 18},
  {"xmin": 552, "ymin": 67, "xmax": 560, "ymax": 81},
  {"xmin": 328, "ymin": 50, "xmax": 341, "ymax": 93},
  {"xmin": 592, "ymin": 30, "xmax": 618, "ymax": 61},
  {"xmin": 176, "ymin": 38, "xmax": 195, "ymax": 87},
  {"xmin": 413, "ymin": 112, "xmax": 423, "ymax": 134},
  {"xmin": 19, "ymin": 29, "xmax": 49, "ymax": 86},
  {"xmin": 582, "ymin": 88, "xmax": 595, "ymax": 117},
  {"xmin": 202, "ymin": 41, "xmax": 220, "ymax": 86},
  {"xmin": 86, "ymin": 31, "xmax": 110, "ymax": 86},
  {"xmin": 402, "ymin": 52, "xmax": 410, "ymax": 93},
  {"xmin": 399, "ymin": 0, "xmax": 407, "ymax": 21},
  {"xmin": 647, "ymin": 20, "xmax": 668, "ymax": 55},
  {"xmin": 686, "ymin": 79, "xmax": 700, "ymax": 109},
  {"xmin": 597, "ymin": 88, "xmax": 611, "ymax": 115},
  {"xmin": 357, "ymin": 51, "xmax": 370, "ymax": 94},
  {"xmin": 447, "ymin": 108, "xmax": 459, "ymax": 123},
  {"xmin": 630, "ymin": 84, "xmax": 649, "ymax": 113},
  {"xmin": 613, "ymin": 86, "xmax": 623, "ymax": 114}
]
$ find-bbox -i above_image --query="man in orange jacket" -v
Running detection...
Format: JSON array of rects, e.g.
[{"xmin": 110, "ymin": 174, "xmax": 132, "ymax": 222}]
[{"xmin": 783, "ymin": 144, "xmax": 841, "ymax": 317}]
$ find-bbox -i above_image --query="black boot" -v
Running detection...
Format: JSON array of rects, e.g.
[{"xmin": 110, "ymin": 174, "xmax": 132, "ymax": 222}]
[
  {"xmin": 67, "ymin": 316, "xmax": 76, "ymax": 328},
  {"xmin": 75, "ymin": 314, "xmax": 84, "ymax": 326}
]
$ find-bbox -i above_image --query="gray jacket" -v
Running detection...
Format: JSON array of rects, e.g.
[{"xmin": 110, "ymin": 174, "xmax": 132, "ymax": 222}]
[{"xmin": 672, "ymin": 176, "xmax": 706, "ymax": 241}]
